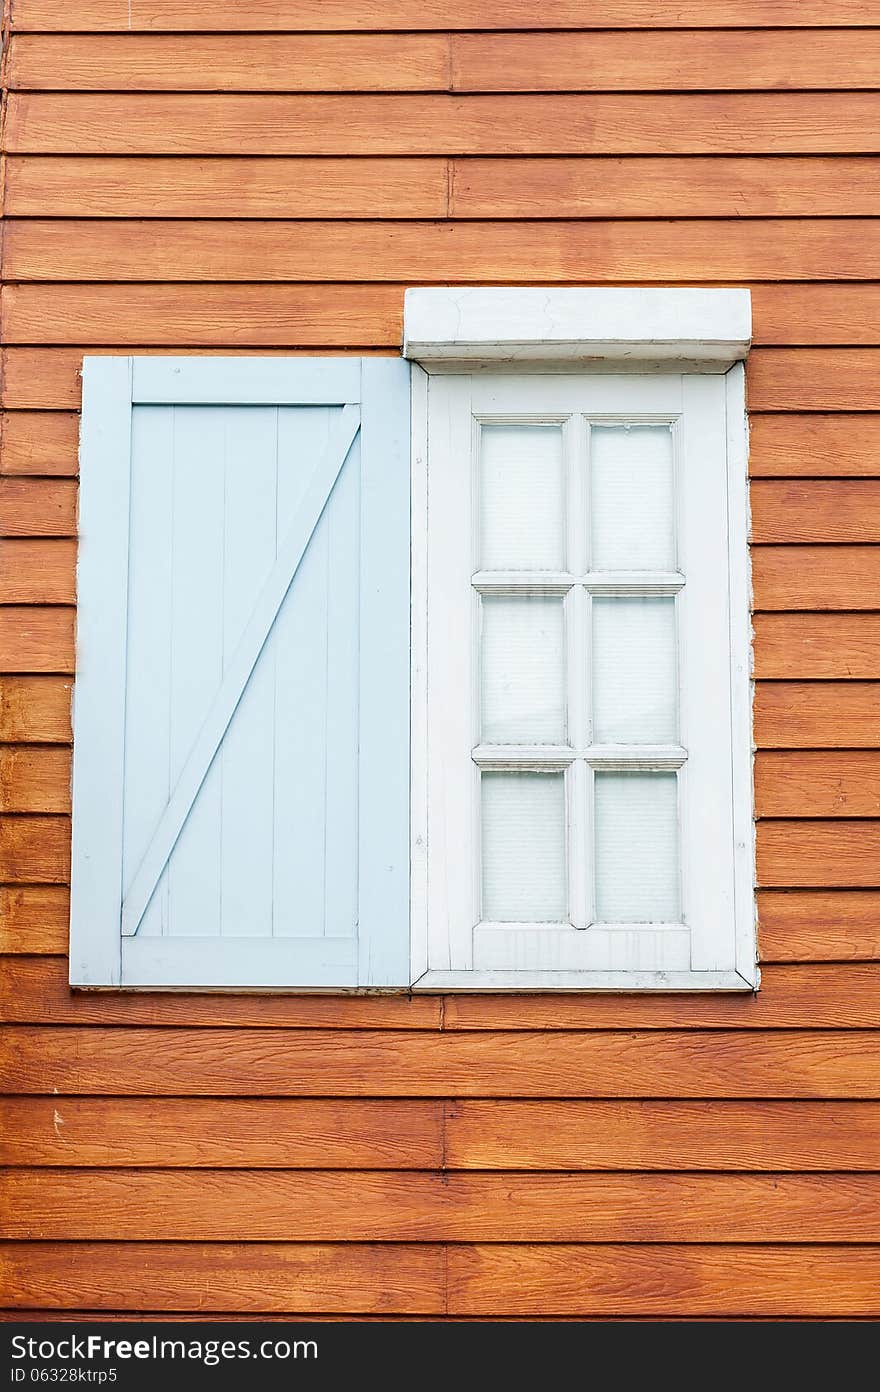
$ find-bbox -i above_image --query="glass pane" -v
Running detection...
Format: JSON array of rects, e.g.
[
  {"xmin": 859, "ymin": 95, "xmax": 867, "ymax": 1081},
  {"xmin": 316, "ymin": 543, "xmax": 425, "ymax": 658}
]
[
  {"xmin": 482, "ymin": 772, "xmax": 567, "ymax": 922},
  {"xmin": 480, "ymin": 425, "xmax": 564, "ymax": 570},
  {"xmin": 591, "ymin": 424, "xmax": 675, "ymax": 570},
  {"xmin": 592, "ymin": 596, "xmax": 677, "ymax": 743},
  {"xmin": 594, "ymin": 772, "xmax": 680, "ymax": 922},
  {"xmin": 481, "ymin": 596, "xmax": 565, "ymax": 743}
]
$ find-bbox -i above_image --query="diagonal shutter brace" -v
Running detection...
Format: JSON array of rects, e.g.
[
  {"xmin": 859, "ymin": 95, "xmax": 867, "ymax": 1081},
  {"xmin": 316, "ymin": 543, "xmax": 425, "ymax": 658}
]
[{"xmin": 120, "ymin": 403, "xmax": 361, "ymax": 938}]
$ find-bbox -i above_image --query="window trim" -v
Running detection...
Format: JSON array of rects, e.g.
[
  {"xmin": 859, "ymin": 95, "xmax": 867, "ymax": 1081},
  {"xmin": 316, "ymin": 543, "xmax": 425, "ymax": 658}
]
[{"xmin": 406, "ymin": 288, "xmax": 757, "ymax": 993}]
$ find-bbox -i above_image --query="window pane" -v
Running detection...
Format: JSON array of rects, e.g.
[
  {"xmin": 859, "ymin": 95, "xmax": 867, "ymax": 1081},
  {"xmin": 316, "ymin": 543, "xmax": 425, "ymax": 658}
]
[
  {"xmin": 592, "ymin": 596, "xmax": 677, "ymax": 743},
  {"xmin": 481, "ymin": 596, "xmax": 565, "ymax": 743},
  {"xmin": 480, "ymin": 425, "xmax": 564, "ymax": 570},
  {"xmin": 482, "ymin": 772, "xmax": 567, "ymax": 922},
  {"xmin": 590, "ymin": 424, "xmax": 675, "ymax": 570},
  {"xmin": 594, "ymin": 772, "xmax": 680, "ymax": 922}
]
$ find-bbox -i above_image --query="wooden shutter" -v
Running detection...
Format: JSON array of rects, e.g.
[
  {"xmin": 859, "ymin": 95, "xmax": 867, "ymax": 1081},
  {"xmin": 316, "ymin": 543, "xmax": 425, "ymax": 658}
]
[{"xmin": 70, "ymin": 357, "xmax": 410, "ymax": 988}]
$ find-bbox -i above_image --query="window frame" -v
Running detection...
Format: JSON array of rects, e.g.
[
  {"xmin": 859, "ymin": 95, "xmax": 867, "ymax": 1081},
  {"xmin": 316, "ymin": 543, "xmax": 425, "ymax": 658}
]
[{"xmin": 406, "ymin": 288, "xmax": 757, "ymax": 993}]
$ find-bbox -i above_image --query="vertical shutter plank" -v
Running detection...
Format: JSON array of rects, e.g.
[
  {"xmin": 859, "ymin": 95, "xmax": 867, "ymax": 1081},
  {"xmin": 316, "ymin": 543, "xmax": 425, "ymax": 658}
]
[
  {"xmin": 358, "ymin": 358, "xmax": 411, "ymax": 986},
  {"xmin": 219, "ymin": 406, "xmax": 279, "ymax": 940},
  {"xmin": 123, "ymin": 404, "xmax": 174, "ymax": 940},
  {"xmin": 166, "ymin": 406, "xmax": 226, "ymax": 940},
  {"xmin": 272, "ymin": 406, "xmax": 333, "ymax": 938},
  {"xmin": 69, "ymin": 357, "xmax": 132, "ymax": 986}
]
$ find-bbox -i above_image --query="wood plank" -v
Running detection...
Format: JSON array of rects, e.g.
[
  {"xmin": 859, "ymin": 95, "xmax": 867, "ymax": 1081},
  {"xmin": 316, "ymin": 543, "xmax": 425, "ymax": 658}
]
[
  {"xmin": 0, "ymin": 815, "xmax": 70, "ymax": 883},
  {"xmin": 750, "ymin": 414, "xmax": 880, "ymax": 478},
  {"xmin": 5, "ymin": 280, "xmax": 880, "ymax": 348},
  {"xmin": 10, "ymin": 155, "xmax": 879, "ymax": 221},
  {"xmin": 11, "ymin": 31, "xmax": 880, "ymax": 93},
  {"xmin": 0, "ymin": 412, "xmax": 79, "ymax": 476},
  {"xmin": 0, "ymin": 959, "xmax": 440, "ymax": 1028},
  {"xmin": 11, "ymin": 2, "xmax": 877, "ymax": 33},
  {"xmin": 748, "ymin": 350, "xmax": 880, "ymax": 411},
  {"xmin": 755, "ymin": 682, "xmax": 880, "ymax": 748},
  {"xmin": 0, "ymin": 747, "xmax": 70, "ymax": 813},
  {"xmin": 754, "ymin": 614, "xmax": 880, "ymax": 677},
  {"xmin": 6, "ymin": 222, "xmax": 880, "ymax": 284},
  {"xmin": 752, "ymin": 546, "xmax": 880, "ymax": 610},
  {"xmin": 752, "ymin": 481, "xmax": 880, "ymax": 540},
  {"xmin": 451, "ymin": 30, "xmax": 880, "ymax": 93},
  {"xmin": 4, "ymin": 157, "xmax": 450, "ymax": 219},
  {"xmin": 5, "ymin": 1096, "xmax": 876, "ymax": 1172},
  {"xmin": 4, "ymin": 1026, "xmax": 880, "ymax": 1097},
  {"xmin": 6, "ymin": 1170, "xmax": 880, "ymax": 1243},
  {"xmin": 0, "ymin": 608, "xmax": 75, "ymax": 673},
  {"xmin": 7, "ymin": 33, "xmax": 449, "ymax": 91},
  {"xmin": 444, "ymin": 1100, "xmax": 880, "ymax": 1172},
  {"xmin": 0, "ymin": 1240, "xmax": 444, "ymax": 1315},
  {"xmin": 447, "ymin": 1244, "xmax": 880, "ymax": 1317},
  {"xmin": 0, "ymin": 676, "xmax": 72, "ymax": 741},
  {"xmin": 453, "ymin": 156, "xmax": 880, "ymax": 219},
  {"xmin": 8, "ymin": 957, "xmax": 880, "ymax": 1030},
  {"xmin": 0, "ymin": 885, "xmax": 69, "ymax": 953},
  {"xmin": 0, "ymin": 540, "xmax": 76, "ymax": 604},
  {"xmin": 7, "ymin": 93, "xmax": 880, "ymax": 156},
  {"xmin": 0, "ymin": 1098, "xmax": 444, "ymax": 1168},
  {"xmin": 757, "ymin": 890, "xmax": 880, "ymax": 962},
  {"xmin": 758, "ymin": 820, "xmax": 880, "ymax": 888},
  {"xmin": 0, "ymin": 479, "xmax": 77, "ymax": 536},
  {"xmin": 756, "ymin": 752, "xmax": 880, "ymax": 817}
]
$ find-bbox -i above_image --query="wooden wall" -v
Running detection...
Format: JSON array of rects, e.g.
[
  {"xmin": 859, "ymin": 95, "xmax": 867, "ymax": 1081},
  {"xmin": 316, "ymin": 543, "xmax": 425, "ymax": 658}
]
[{"xmin": 3, "ymin": 0, "xmax": 880, "ymax": 1319}]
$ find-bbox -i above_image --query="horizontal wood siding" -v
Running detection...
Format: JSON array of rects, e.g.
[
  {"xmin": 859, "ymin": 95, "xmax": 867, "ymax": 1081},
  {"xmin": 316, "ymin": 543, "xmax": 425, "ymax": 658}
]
[{"xmin": 1, "ymin": 2, "xmax": 878, "ymax": 1321}]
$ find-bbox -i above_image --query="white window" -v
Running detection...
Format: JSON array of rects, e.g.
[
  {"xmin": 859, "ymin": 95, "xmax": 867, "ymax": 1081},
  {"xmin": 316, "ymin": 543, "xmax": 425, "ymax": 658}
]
[{"xmin": 407, "ymin": 288, "xmax": 757, "ymax": 991}]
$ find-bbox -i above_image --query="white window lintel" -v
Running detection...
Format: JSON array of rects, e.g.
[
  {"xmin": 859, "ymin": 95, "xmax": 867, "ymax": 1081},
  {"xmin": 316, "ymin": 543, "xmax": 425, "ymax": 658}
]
[{"xmin": 403, "ymin": 287, "xmax": 751, "ymax": 371}]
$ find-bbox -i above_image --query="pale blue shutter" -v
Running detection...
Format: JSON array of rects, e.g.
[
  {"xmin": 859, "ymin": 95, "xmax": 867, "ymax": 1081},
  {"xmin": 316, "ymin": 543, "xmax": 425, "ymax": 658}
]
[{"xmin": 69, "ymin": 357, "xmax": 410, "ymax": 988}]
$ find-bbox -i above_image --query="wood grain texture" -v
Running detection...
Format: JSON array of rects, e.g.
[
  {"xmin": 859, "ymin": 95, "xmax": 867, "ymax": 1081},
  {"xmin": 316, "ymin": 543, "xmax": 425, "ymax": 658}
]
[
  {"xmin": 5, "ymin": 1096, "xmax": 876, "ymax": 1172},
  {"xmin": 7, "ymin": 33, "xmax": 450, "ymax": 91},
  {"xmin": 4, "ymin": 1026, "xmax": 880, "ymax": 1097},
  {"xmin": 0, "ymin": 479, "xmax": 77, "ymax": 536},
  {"xmin": 749, "ymin": 415, "xmax": 880, "ymax": 477},
  {"xmin": 0, "ymin": 1240, "xmax": 445, "ymax": 1315},
  {"xmin": 0, "ymin": 815, "xmax": 70, "ymax": 883},
  {"xmin": 10, "ymin": 156, "xmax": 880, "ymax": 220},
  {"xmin": 4, "ymin": 157, "xmax": 451, "ymax": 218},
  {"xmin": 752, "ymin": 546, "xmax": 880, "ymax": 610},
  {"xmin": 0, "ymin": 413, "xmax": 79, "ymax": 476},
  {"xmin": 11, "ymin": 31, "xmax": 880, "ymax": 93},
  {"xmin": 0, "ymin": 1098, "xmax": 444, "ymax": 1169},
  {"xmin": 756, "ymin": 752, "xmax": 880, "ymax": 817},
  {"xmin": 748, "ymin": 350, "xmax": 880, "ymax": 411},
  {"xmin": 0, "ymin": 540, "xmax": 76, "ymax": 604},
  {"xmin": 0, "ymin": 676, "xmax": 72, "ymax": 741},
  {"xmin": 452, "ymin": 156, "xmax": 880, "ymax": 219},
  {"xmin": 757, "ymin": 891, "xmax": 880, "ymax": 962},
  {"xmin": 7, "ymin": 93, "xmax": 880, "ymax": 156},
  {"xmin": 446, "ymin": 1244, "xmax": 880, "ymax": 1317},
  {"xmin": 753, "ymin": 614, "xmax": 880, "ymax": 678},
  {"xmin": 0, "ymin": 885, "xmax": 69, "ymax": 953},
  {"xmin": 758, "ymin": 820, "xmax": 880, "ymax": 887},
  {"xmin": 7, "ymin": 957, "xmax": 880, "ymax": 1029},
  {"xmin": 752, "ymin": 481, "xmax": 880, "ymax": 540},
  {"xmin": 11, "ymin": 3, "xmax": 879, "ymax": 33},
  {"xmin": 0, "ymin": 747, "xmax": 70, "ymax": 812},
  {"xmin": 6, "ymin": 1169, "xmax": 880, "ymax": 1242},
  {"xmin": 6, "ymin": 222, "xmax": 880, "ymax": 284},
  {"xmin": 0, "ymin": 608, "xmax": 75, "ymax": 673},
  {"xmin": 755, "ymin": 682, "xmax": 880, "ymax": 748},
  {"xmin": 443, "ymin": 1099, "xmax": 880, "ymax": 1172}
]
